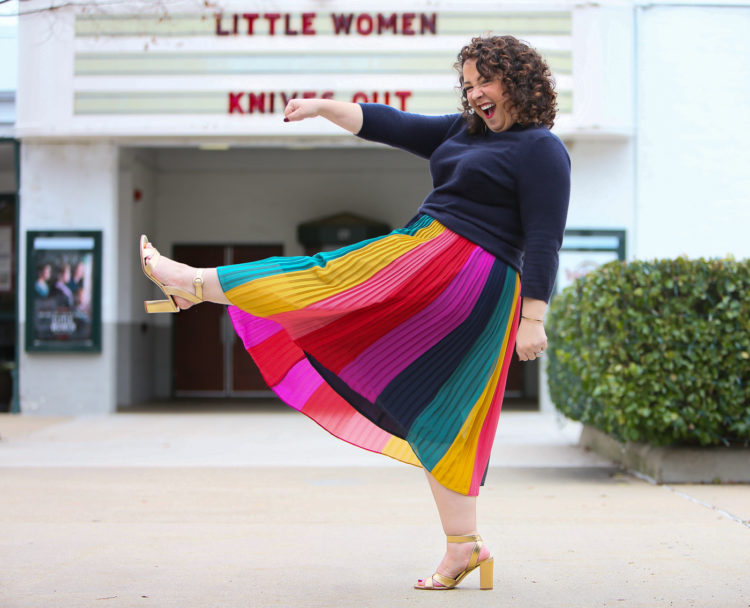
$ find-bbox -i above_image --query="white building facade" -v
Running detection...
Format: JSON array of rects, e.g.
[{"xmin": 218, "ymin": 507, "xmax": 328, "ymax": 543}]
[{"xmin": 11, "ymin": 0, "xmax": 750, "ymax": 415}]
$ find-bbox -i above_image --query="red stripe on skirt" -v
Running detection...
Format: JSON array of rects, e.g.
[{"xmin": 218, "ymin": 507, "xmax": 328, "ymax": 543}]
[{"xmin": 293, "ymin": 238, "xmax": 476, "ymax": 373}]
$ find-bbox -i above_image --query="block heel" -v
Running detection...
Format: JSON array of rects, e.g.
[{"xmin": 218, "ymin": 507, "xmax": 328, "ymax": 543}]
[{"xmin": 479, "ymin": 556, "xmax": 494, "ymax": 590}]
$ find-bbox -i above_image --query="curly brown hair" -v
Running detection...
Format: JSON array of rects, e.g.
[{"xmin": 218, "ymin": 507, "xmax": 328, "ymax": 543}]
[{"xmin": 455, "ymin": 35, "xmax": 557, "ymax": 134}]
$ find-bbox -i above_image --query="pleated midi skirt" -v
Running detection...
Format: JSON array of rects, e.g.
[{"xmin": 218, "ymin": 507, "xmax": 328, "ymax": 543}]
[{"xmin": 218, "ymin": 215, "xmax": 521, "ymax": 496}]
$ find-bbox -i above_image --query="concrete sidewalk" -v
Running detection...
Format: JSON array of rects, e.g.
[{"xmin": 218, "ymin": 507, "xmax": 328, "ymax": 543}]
[{"xmin": 1, "ymin": 404, "xmax": 748, "ymax": 608}]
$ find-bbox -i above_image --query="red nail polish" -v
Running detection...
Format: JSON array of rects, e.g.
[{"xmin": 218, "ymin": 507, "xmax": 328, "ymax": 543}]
[{"xmin": 283, "ymin": 118, "xmax": 289, "ymax": 122}]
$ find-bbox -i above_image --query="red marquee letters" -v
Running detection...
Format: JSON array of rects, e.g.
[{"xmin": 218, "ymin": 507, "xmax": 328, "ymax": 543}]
[
  {"xmin": 216, "ymin": 12, "xmax": 437, "ymax": 36},
  {"xmin": 216, "ymin": 12, "xmax": 317, "ymax": 36},
  {"xmin": 331, "ymin": 13, "xmax": 436, "ymax": 35},
  {"xmin": 228, "ymin": 91, "xmax": 413, "ymax": 114}
]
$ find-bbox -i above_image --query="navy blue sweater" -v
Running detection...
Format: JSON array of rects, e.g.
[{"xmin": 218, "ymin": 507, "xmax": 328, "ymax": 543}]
[{"xmin": 356, "ymin": 103, "xmax": 570, "ymax": 302}]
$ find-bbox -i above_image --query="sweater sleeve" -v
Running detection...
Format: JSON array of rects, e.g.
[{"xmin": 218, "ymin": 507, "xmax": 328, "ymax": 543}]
[
  {"xmin": 517, "ymin": 134, "xmax": 571, "ymax": 302},
  {"xmin": 356, "ymin": 103, "xmax": 460, "ymax": 159}
]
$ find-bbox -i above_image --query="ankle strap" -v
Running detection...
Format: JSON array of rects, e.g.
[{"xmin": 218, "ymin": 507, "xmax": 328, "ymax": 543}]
[
  {"xmin": 447, "ymin": 534, "xmax": 482, "ymax": 543},
  {"xmin": 447, "ymin": 534, "xmax": 483, "ymax": 570},
  {"xmin": 193, "ymin": 269, "xmax": 204, "ymax": 301}
]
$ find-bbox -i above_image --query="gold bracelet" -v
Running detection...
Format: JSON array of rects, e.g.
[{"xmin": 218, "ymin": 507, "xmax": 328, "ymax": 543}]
[{"xmin": 521, "ymin": 315, "xmax": 544, "ymax": 324}]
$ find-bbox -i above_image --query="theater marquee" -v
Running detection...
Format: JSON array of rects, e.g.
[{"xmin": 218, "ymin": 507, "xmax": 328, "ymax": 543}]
[{"xmin": 65, "ymin": 3, "xmax": 573, "ymax": 136}]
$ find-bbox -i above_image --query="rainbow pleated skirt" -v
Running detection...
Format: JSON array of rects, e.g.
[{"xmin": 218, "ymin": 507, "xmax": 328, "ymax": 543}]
[{"xmin": 218, "ymin": 215, "xmax": 520, "ymax": 496}]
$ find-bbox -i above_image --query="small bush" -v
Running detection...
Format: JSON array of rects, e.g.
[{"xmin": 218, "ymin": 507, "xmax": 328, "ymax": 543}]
[{"xmin": 547, "ymin": 257, "xmax": 750, "ymax": 446}]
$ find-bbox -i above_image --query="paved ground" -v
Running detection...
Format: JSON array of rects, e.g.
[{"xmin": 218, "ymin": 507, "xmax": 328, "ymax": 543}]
[{"xmin": 1, "ymin": 403, "xmax": 748, "ymax": 608}]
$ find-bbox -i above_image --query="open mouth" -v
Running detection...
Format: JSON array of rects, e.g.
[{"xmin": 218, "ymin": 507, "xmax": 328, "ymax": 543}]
[{"xmin": 479, "ymin": 103, "xmax": 496, "ymax": 119}]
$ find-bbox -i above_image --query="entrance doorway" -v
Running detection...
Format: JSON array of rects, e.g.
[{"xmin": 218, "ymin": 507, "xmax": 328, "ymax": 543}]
[{"xmin": 172, "ymin": 243, "xmax": 283, "ymax": 397}]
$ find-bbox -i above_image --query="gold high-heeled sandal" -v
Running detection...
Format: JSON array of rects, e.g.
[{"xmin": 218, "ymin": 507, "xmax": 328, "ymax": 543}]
[
  {"xmin": 415, "ymin": 534, "xmax": 494, "ymax": 591},
  {"xmin": 140, "ymin": 234, "xmax": 204, "ymax": 314}
]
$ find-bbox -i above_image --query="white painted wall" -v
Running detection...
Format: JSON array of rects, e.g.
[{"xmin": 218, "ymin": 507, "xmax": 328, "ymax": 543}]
[
  {"xmin": 0, "ymin": 1, "xmax": 17, "ymax": 93},
  {"xmin": 635, "ymin": 4, "xmax": 750, "ymax": 260},
  {"xmin": 116, "ymin": 148, "xmax": 158, "ymax": 405},
  {"xmin": 19, "ymin": 142, "xmax": 119, "ymax": 414},
  {"xmin": 567, "ymin": 139, "xmax": 635, "ymax": 252},
  {"xmin": 152, "ymin": 145, "xmax": 431, "ymax": 252},
  {"xmin": 15, "ymin": 1, "xmax": 74, "ymax": 133},
  {"xmin": 571, "ymin": 2, "xmax": 634, "ymax": 136}
]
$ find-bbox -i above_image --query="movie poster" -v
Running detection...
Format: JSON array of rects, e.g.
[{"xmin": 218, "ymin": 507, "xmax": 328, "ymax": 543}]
[{"xmin": 26, "ymin": 231, "xmax": 101, "ymax": 352}]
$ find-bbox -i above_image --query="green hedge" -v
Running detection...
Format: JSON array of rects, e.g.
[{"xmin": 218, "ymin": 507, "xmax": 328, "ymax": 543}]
[{"xmin": 547, "ymin": 257, "xmax": 750, "ymax": 447}]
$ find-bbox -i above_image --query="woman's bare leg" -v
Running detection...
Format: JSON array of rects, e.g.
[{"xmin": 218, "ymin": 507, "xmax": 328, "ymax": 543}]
[
  {"xmin": 144, "ymin": 243, "xmax": 230, "ymax": 307},
  {"xmin": 417, "ymin": 470, "xmax": 492, "ymax": 587}
]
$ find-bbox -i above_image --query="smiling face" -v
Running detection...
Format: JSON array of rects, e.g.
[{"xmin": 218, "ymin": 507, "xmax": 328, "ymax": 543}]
[{"xmin": 461, "ymin": 59, "xmax": 515, "ymax": 133}]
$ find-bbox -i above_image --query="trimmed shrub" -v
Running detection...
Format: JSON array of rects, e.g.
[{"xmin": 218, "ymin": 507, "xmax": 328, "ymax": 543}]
[{"xmin": 547, "ymin": 257, "xmax": 750, "ymax": 446}]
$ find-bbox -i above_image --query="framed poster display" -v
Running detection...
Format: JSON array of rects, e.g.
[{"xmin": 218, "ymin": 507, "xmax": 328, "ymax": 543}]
[
  {"xmin": 556, "ymin": 229, "xmax": 626, "ymax": 293},
  {"xmin": 25, "ymin": 231, "xmax": 102, "ymax": 352}
]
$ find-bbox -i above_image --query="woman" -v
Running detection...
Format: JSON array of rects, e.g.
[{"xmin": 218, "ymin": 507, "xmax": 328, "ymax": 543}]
[
  {"xmin": 35, "ymin": 263, "xmax": 52, "ymax": 298},
  {"xmin": 51, "ymin": 263, "xmax": 74, "ymax": 308},
  {"xmin": 140, "ymin": 35, "xmax": 570, "ymax": 590}
]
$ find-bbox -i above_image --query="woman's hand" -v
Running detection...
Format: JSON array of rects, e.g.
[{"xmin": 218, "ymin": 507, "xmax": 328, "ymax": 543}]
[
  {"xmin": 515, "ymin": 319, "xmax": 548, "ymax": 361},
  {"xmin": 516, "ymin": 297, "xmax": 548, "ymax": 361},
  {"xmin": 283, "ymin": 98, "xmax": 324, "ymax": 122},
  {"xmin": 283, "ymin": 98, "xmax": 364, "ymax": 133}
]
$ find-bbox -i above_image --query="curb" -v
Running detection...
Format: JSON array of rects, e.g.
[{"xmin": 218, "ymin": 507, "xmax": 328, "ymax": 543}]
[{"xmin": 579, "ymin": 425, "xmax": 750, "ymax": 483}]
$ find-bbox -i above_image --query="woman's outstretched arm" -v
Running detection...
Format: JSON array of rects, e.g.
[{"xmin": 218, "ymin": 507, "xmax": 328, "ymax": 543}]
[{"xmin": 283, "ymin": 98, "xmax": 363, "ymax": 134}]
